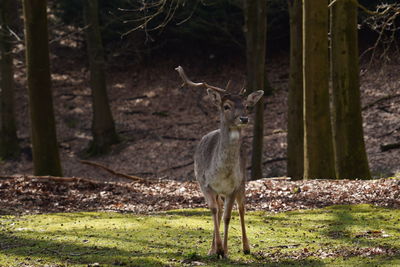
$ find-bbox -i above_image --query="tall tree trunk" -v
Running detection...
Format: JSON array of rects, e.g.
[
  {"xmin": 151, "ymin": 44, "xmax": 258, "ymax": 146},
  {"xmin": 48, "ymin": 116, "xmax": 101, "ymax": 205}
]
[
  {"xmin": 22, "ymin": 0, "xmax": 62, "ymax": 176},
  {"xmin": 287, "ymin": 0, "xmax": 303, "ymax": 180},
  {"xmin": 83, "ymin": 0, "xmax": 118, "ymax": 155},
  {"xmin": 0, "ymin": 0, "xmax": 19, "ymax": 159},
  {"xmin": 244, "ymin": 0, "xmax": 267, "ymax": 180},
  {"xmin": 331, "ymin": 0, "xmax": 371, "ymax": 179},
  {"xmin": 303, "ymin": 0, "xmax": 336, "ymax": 179}
]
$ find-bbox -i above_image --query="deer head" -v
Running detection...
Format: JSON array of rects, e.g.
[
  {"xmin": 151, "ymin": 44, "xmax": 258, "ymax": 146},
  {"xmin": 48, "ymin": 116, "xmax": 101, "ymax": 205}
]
[
  {"xmin": 207, "ymin": 89, "xmax": 264, "ymax": 129},
  {"xmin": 175, "ymin": 66, "xmax": 264, "ymax": 129}
]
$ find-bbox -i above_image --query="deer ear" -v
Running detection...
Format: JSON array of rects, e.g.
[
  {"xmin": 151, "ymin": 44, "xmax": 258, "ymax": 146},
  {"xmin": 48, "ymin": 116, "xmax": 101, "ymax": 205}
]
[
  {"xmin": 207, "ymin": 88, "xmax": 222, "ymax": 107},
  {"xmin": 246, "ymin": 90, "xmax": 264, "ymax": 107}
]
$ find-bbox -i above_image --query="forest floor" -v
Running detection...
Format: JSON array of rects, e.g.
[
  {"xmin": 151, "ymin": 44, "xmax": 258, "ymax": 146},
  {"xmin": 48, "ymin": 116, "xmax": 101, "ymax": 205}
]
[
  {"xmin": 0, "ymin": 175, "xmax": 400, "ymax": 266},
  {"xmin": 1, "ymin": 42, "xmax": 400, "ymax": 182}
]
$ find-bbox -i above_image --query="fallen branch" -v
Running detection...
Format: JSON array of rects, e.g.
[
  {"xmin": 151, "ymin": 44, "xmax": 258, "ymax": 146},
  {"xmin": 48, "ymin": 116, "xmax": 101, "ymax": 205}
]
[
  {"xmin": 161, "ymin": 135, "xmax": 197, "ymax": 141},
  {"xmin": 125, "ymin": 95, "xmax": 148, "ymax": 101},
  {"xmin": 247, "ymin": 157, "xmax": 287, "ymax": 170},
  {"xmin": 263, "ymin": 157, "xmax": 287, "ymax": 165},
  {"xmin": 158, "ymin": 161, "xmax": 194, "ymax": 173},
  {"xmin": 262, "ymin": 177, "xmax": 291, "ymax": 180},
  {"xmin": 79, "ymin": 160, "xmax": 148, "ymax": 183},
  {"xmin": 0, "ymin": 175, "xmax": 99, "ymax": 184},
  {"xmin": 362, "ymin": 94, "xmax": 400, "ymax": 110},
  {"xmin": 380, "ymin": 142, "xmax": 400, "ymax": 152}
]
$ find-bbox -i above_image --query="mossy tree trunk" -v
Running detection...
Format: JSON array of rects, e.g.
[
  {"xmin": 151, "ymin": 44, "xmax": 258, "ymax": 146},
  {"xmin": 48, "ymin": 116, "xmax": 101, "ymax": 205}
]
[
  {"xmin": 302, "ymin": 0, "xmax": 336, "ymax": 179},
  {"xmin": 287, "ymin": 0, "xmax": 303, "ymax": 180},
  {"xmin": 83, "ymin": 0, "xmax": 118, "ymax": 155},
  {"xmin": 22, "ymin": 0, "xmax": 62, "ymax": 176},
  {"xmin": 244, "ymin": 0, "xmax": 267, "ymax": 180},
  {"xmin": 0, "ymin": 0, "xmax": 19, "ymax": 159},
  {"xmin": 331, "ymin": 0, "xmax": 371, "ymax": 179}
]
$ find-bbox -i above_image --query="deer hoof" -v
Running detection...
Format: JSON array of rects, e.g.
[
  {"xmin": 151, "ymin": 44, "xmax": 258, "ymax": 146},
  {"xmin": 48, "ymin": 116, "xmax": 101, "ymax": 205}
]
[{"xmin": 243, "ymin": 248, "xmax": 250, "ymax": 255}]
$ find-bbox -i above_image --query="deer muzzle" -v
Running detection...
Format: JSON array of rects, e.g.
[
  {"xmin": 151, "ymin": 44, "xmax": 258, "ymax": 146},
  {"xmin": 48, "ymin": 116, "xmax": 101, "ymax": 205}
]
[{"xmin": 239, "ymin": 116, "xmax": 249, "ymax": 124}]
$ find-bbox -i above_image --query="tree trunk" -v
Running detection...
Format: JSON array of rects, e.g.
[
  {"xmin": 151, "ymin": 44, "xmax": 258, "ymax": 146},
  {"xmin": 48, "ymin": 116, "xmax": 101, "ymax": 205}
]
[
  {"xmin": 22, "ymin": 0, "xmax": 62, "ymax": 176},
  {"xmin": 83, "ymin": 0, "xmax": 118, "ymax": 155},
  {"xmin": 303, "ymin": 0, "xmax": 336, "ymax": 179},
  {"xmin": 0, "ymin": 0, "xmax": 19, "ymax": 159},
  {"xmin": 286, "ymin": 0, "xmax": 303, "ymax": 180},
  {"xmin": 331, "ymin": 0, "xmax": 371, "ymax": 179},
  {"xmin": 244, "ymin": 0, "xmax": 267, "ymax": 180}
]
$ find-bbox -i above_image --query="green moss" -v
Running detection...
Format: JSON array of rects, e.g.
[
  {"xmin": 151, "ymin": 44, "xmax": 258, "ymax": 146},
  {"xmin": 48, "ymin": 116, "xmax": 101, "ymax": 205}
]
[{"xmin": 1, "ymin": 205, "xmax": 400, "ymax": 266}]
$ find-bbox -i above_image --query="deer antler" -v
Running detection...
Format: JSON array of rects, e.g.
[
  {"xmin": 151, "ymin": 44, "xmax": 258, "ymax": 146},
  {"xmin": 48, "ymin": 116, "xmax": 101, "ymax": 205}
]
[
  {"xmin": 239, "ymin": 80, "xmax": 247, "ymax": 96},
  {"xmin": 175, "ymin": 66, "xmax": 226, "ymax": 93}
]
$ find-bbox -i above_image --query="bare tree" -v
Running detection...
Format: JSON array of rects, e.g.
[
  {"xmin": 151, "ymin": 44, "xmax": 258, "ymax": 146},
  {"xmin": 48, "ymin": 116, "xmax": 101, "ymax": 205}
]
[
  {"xmin": 22, "ymin": 0, "xmax": 62, "ymax": 176},
  {"xmin": 243, "ymin": 0, "xmax": 267, "ymax": 180},
  {"xmin": 286, "ymin": 0, "xmax": 303, "ymax": 179},
  {"xmin": 303, "ymin": 0, "xmax": 336, "ymax": 179},
  {"xmin": 330, "ymin": 0, "xmax": 371, "ymax": 179},
  {"xmin": 0, "ymin": 0, "xmax": 19, "ymax": 159},
  {"xmin": 83, "ymin": 0, "xmax": 119, "ymax": 155}
]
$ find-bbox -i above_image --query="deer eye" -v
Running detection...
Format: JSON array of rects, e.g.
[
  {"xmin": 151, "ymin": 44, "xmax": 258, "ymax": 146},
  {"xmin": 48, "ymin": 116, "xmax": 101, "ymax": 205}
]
[
  {"xmin": 245, "ymin": 105, "xmax": 252, "ymax": 111},
  {"xmin": 223, "ymin": 105, "xmax": 231, "ymax": 110}
]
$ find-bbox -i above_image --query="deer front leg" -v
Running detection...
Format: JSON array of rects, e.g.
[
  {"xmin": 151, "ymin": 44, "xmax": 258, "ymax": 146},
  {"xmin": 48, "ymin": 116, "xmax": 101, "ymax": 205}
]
[
  {"xmin": 236, "ymin": 193, "xmax": 250, "ymax": 254},
  {"xmin": 210, "ymin": 195, "xmax": 224, "ymax": 254},
  {"xmin": 222, "ymin": 194, "xmax": 235, "ymax": 257},
  {"xmin": 203, "ymin": 190, "xmax": 224, "ymax": 257}
]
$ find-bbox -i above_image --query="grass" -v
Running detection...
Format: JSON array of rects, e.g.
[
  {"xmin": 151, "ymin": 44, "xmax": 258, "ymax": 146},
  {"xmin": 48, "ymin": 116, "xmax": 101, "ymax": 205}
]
[{"xmin": 0, "ymin": 204, "xmax": 400, "ymax": 266}]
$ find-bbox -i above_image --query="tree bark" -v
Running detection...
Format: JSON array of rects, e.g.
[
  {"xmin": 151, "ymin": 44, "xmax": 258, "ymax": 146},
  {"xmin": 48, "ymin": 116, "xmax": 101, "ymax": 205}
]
[
  {"xmin": 286, "ymin": 0, "xmax": 303, "ymax": 180},
  {"xmin": 244, "ymin": 0, "xmax": 267, "ymax": 180},
  {"xmin": 0, "ymin": 0, "xmax": 19, "ymax": 159},
  {"xmin": 303, "ymin": 0, "xmax": 336, "ymax": 179},
  {"xmin": 83, "ymin": 0, "xmax": 118, "ymax": 155},
  {"xmin": 22, "ymin": 0, "xmax": 62, "ymax": 176},
  {"xmin": 331, "ymin": 0, "xmax": 371, "ymax": 179}
]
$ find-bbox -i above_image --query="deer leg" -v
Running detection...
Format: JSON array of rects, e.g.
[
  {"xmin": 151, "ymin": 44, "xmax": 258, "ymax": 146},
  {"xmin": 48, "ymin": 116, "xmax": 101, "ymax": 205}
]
[
  {"xmin": 203, "ymin": 190, "xmax": 224, "ymax": 257},
  {"xmin": 210, "ymin": 195, "xmax": 223, "ymax": 255},
  {"xmin": 222, "ymin": 194, "xmax": 235, "ymax": 257},
  {"xmin": 236, "ymin": 193, "xmax": 250, "ymax": 254}
]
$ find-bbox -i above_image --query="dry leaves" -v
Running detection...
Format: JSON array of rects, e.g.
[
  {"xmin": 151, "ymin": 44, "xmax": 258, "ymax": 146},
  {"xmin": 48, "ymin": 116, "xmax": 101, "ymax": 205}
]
[{"xmin": 0, "ymin": 176, "xmax": 399, "ymax": 215}]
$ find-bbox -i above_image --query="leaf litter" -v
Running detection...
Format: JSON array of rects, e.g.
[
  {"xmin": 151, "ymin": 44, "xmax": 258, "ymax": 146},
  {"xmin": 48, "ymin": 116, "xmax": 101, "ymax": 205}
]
[{"xmin": 0, "ymin": 176, "xmax": 399, "ymax": 215}]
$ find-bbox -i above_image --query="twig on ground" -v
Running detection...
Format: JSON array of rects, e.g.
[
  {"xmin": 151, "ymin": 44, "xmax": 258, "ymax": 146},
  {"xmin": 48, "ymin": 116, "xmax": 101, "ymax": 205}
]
[
  {"xmin": 158, "ymin": 161, "xmax": 194, "ymax": 173},
  {"xmin": 79, "ymin": 160, "xmax": 148, "ymax": 183},
  {"xmin": 262, "ymin": 177, "xmax": 291, "ymax": 180},
  {"xmin": 381, "ymin": 142, "xmax": 400, "ymax": 152},
  {"xmin": 362, "ymin": 94, "xmax": 400, "ymax": 110},
  {"xmin": 0, "ymin": 175, "xmax": 99, "ymax": 184},
  {"xmin": 161, "ymin": 135, "xmax": 197, "ymax": 141},
  {"xmin": 246, "ymin": 157, "xmax": 287, "ymax": 170}
]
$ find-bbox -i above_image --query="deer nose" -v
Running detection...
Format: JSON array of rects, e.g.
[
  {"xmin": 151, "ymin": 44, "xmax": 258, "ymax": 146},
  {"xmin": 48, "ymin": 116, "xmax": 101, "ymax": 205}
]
[{"xmin": 240, "ymin": 116, "xmax": 249, "ymax": 124}]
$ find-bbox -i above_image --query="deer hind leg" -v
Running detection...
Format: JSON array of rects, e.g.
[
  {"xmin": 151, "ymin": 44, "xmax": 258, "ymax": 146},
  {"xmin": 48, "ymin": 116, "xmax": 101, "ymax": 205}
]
[
  {"xmin": 203, "ymin": 189, "xmax": 224, "ymax": 257},
  {"xmin": 222, "ymin": 194, "xmax": 236, "ymax": 257},
  {"xmin": 236, "ymin": 193, "xmax": 250, "ymax": 254}
]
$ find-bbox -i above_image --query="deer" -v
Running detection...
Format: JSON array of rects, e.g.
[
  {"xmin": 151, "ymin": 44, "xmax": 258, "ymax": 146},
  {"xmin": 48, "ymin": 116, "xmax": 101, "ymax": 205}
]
[{"xmin": 175, "ymin": 66, "xmax": 264, "ymax": 258}]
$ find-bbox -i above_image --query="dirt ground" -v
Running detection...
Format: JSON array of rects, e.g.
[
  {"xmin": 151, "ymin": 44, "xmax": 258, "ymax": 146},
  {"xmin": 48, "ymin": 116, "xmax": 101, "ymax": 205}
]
[{"xmin": 1, "ymin": 42, "xmax": 400, "ymax": 182}]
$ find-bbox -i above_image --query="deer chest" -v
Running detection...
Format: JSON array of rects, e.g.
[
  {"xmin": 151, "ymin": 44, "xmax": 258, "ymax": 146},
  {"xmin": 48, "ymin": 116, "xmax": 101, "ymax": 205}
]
[{"xmin": 208, "ymin": 160, "xmax": 243, "ymax": 196}]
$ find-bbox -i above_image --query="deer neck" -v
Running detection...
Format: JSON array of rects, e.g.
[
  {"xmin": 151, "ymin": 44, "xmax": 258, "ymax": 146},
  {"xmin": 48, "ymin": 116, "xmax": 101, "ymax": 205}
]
[{"xmin": 218, "ymin": 120, "xmax": 242, "ymax": 160}]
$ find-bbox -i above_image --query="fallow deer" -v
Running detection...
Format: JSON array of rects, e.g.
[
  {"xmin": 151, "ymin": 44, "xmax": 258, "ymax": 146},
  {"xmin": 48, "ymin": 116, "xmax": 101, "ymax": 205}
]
[{"xmin": 176, "ymin": 66, "xmax": 264, "ymax": 258}]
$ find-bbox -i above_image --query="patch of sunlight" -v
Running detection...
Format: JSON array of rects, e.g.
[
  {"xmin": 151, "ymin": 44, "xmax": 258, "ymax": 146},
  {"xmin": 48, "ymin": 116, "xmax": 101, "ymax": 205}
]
[{"xmin": 1, "ymin": 205, "xmax": 400, "ymax": 266}]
